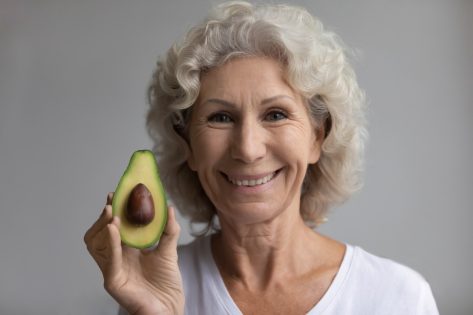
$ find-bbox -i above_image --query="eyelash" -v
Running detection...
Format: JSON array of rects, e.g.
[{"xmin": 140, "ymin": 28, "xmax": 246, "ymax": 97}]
[
  {"xmin": 208, "ymin": 112, "xmax": 233, "ymax": 123},
  {"xmin": 207, "ymin": 110, "xmax": 288, "ymax": 124},
  {"xmin": 264, "ymin": 110, "xmax": 287, "ymax": 121}
]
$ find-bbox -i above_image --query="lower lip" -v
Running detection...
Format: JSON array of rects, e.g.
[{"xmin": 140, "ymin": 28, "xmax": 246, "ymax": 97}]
[{"xmin": 222, "ymin": 169, "xmax": 282, "ymax": 194}]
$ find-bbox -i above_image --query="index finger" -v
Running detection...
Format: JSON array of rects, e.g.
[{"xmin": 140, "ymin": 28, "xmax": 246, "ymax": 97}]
[
  {"xmin": 106, "ymin": 192, "xmax": 114, "ymax": 206},
  {"xmin": 84, "ymin": 205, "xmax": 113, "ymax": 245}
]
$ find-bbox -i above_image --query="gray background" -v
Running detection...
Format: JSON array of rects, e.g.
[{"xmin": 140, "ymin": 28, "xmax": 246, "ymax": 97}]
[{"xmin": 1, "ymin": 0, "xmax": 472, "ymax": 314}]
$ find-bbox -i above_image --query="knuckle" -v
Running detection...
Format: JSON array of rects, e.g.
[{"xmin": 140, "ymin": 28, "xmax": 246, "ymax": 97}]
[
  {"xmin": 104, "ymin": 205, "xmax": 112, "ymax": 215},
  {"xmin": 103, "ymin": 280, "xmax": 115, "ymax": 293},
  {"xmin": 103, "ymin": 278, "xmax": 121, "ymax": 295},
  {"xmin": 174, "ymin": 223, "xmax": 181, "ymax": 233},
  {"xmin": 83, "ymin": 231, "xmax": 91, "ymax": 245}
]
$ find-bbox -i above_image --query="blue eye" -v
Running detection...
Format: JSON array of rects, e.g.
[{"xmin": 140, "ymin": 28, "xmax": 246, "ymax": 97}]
[
  {"xmin": 208, "ymin": 112, "xmax": 233, "ymax": 123},
  {"xmin": 265, "ymin": 111, "xmax": 287, "ymax": 121}
]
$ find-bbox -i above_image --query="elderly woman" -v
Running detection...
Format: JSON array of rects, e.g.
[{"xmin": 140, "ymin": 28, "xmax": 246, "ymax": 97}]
[{"xmin": 84, "ymin": 2, "xmax": 438, "ymax": 314}]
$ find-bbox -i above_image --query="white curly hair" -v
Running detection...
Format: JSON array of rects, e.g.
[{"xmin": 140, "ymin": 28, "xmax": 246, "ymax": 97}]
[{"xmin": 146, "ymin": 1, "xmax": 367, "ymax": 234}]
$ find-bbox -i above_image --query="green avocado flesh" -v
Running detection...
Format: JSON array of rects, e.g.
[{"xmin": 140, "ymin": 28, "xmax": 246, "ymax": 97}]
[{"xmin": 112, "ymin": 150, "xmax": 167, "ymax": 249}]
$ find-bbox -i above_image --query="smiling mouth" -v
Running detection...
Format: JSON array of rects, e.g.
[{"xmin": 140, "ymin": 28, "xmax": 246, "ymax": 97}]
[{"xmin": 222, "ymin": 169, "xmax": 281, "ymax": 187}]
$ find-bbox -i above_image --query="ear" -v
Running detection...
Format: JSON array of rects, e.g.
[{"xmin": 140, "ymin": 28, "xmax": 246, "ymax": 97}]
[
  {"xmin": 308, "ymin": 127, "xmax": 324, "ymax": 164},
  {"xmin": 173, "ymin": 124, "xmax": 197, "ymax": 171},
  {"xmin": 187, "ymin": 145, "xmax": 197, "ymax": 171},
  {"xmin": 183, "ymin": 136, "xmax": 197, "ymax": 171}
]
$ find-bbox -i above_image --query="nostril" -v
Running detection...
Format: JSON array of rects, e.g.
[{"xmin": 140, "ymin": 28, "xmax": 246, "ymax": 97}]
[{"xmin": 230, "ymin": 136, "xmax": 267, "ymax": 163}]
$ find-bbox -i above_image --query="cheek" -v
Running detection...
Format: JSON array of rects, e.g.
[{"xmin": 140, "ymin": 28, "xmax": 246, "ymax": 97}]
[
  {"xmin": 272, "ymin": 126, "xmax": 314, "ymax": 160},
  {"xmin": 189, "ymin": 128, "xmax": 228, "ymax": 169}
]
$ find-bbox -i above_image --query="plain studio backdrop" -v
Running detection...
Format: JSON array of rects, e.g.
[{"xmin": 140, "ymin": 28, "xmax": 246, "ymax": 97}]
[{"xmin": 0, "ymin": 0, "xmax": 472, "ymax": 314}]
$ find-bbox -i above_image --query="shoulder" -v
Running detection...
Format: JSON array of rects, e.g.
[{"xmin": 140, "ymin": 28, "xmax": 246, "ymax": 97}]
[
  {"xmin": 177, "ymin": 235, "xmax": 213, "ymax": 288},
  {"xmin": 177, "ymin": 235, "xmax": 208, "ymax": 266},
  {"xmin": 351, "ymin": 246, "xmax": 427, "ymax": 290},
  {"xmin": 177, "ymin": 236, "xmax": 204, "ymax": 273},
  {"xmin": 177, "ymin": 235, "xmax": 230, "ymax": 315},
  {"xmin": 342, "ymin": 245, "xmax": 438, "ymax": 314}
]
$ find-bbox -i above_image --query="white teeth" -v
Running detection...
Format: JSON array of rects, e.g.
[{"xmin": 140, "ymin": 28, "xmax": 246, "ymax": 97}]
[{"xmin": 228, "ymin": 172, "xmax": 276, "ymax": 187}]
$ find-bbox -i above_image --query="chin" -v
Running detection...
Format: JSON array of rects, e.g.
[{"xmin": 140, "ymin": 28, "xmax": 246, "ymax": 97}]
[{"xmin": 217, "ymin": 202, "xmax": 287, "ymax": 226}]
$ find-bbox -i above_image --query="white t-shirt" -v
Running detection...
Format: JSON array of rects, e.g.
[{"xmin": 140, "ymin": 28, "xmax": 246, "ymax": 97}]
[{"xmin": 177, "ymin": 235, "xmax": 439, "ymax": 315}]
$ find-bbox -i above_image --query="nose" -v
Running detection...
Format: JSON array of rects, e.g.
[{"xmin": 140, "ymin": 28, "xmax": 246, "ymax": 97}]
[{"xmin": 230, "ymin": 119, "xmax": 266, "ymax": 163}]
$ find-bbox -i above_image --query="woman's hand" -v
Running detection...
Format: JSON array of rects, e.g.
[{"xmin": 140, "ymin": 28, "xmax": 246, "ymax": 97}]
[{"xmin": 84, "ymin": 193, "xmax": 184, "ymax": 315}]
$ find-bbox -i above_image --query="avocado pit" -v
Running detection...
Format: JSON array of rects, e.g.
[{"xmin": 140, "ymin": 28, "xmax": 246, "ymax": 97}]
[{"xmin": 126, "ymin": 183, "xmax": 155, "ymax": 226}]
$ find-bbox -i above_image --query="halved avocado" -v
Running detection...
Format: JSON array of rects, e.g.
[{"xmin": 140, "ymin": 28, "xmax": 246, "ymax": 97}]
[{"xmin": 112, "ymin": 150, "xmax": 167, "ymax": 249}]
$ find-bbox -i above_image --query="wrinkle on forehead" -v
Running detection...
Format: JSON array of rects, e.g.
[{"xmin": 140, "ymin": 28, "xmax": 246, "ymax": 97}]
[{"xmin": 196, "ymin": 57, "xmax": 303, "ymax": 111}]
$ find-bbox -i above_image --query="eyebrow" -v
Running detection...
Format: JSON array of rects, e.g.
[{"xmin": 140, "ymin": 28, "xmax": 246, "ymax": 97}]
[{"xmin": 203, "ymin": 95, "xmax": 295, "ymax": 107}]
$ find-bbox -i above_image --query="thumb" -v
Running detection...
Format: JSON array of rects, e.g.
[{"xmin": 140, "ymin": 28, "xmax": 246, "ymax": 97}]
[{"xmin": 152, "ymin": 206, "xmax": 181, "ymax": 257}]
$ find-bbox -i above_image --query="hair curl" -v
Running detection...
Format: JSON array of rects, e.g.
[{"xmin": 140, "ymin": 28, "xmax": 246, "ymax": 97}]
[{"xmin": 147, "ymin": 1, "xmax": 367, "ymax": 234}]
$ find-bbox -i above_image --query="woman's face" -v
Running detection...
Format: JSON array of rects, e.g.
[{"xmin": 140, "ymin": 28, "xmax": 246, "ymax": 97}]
[{"xmin": 187, "ymin": 57, "xmax": 322, "ymax": 225}]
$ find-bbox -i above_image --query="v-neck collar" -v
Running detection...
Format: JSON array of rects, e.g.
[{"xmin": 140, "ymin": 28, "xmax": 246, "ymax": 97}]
[{"xmin": 201, "ymin": 234, "xmax": 355, "ymax": 315}]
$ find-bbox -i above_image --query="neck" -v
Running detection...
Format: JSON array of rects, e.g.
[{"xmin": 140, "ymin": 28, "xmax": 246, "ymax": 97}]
[{"xmin": 212, "ymin": 205, "xmax": 321, "ymax": 291}]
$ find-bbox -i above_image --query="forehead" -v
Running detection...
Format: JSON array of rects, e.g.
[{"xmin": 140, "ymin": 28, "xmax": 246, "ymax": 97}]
[{"xmin": 198, "ymin": 57, "xmax": 297, "ymax": 101}]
